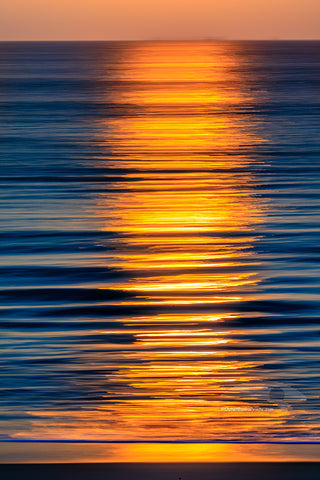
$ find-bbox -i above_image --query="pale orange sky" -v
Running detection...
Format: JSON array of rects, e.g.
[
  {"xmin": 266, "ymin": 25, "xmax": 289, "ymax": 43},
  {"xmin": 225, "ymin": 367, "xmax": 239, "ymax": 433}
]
[{"xmin": 1, "ymin": 0, "xmax": 320, "ymax": 41}]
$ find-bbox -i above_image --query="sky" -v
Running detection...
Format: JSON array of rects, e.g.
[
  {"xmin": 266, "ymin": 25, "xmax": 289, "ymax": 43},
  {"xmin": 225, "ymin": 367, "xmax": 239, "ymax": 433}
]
[{"xmin": 1, "ymin": 0, "xmax": 320, "ymax": 41}]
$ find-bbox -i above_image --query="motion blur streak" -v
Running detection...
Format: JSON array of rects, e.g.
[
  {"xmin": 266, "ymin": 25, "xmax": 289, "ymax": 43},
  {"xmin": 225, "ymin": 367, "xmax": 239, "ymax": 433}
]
[{"xmin": 0, "ymin": 41, "xmax": 320, "ymax": 443}]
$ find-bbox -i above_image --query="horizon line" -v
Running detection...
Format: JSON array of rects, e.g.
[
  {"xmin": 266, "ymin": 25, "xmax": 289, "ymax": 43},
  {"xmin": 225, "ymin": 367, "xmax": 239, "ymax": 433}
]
[
  {"xmin": 1, "ymin": 39, "xmax": 320, "ymax": 43},
  {"xmin": 1, "ymin": 439, "xmax": 320, "ymax": 444}
]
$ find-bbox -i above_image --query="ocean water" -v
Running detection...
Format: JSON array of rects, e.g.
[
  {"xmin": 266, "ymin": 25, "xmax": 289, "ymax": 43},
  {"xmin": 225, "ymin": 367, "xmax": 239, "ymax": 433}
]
[{"xmin": 0, "ymin": 41, "xmax": 320, "ymax": 442}]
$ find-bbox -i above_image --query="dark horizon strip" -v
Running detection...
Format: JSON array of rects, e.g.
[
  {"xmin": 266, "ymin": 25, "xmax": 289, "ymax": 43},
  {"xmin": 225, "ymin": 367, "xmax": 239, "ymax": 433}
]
[{"xmin": 1, "ymin": 440, "xmax": 320, "ymax": 444}]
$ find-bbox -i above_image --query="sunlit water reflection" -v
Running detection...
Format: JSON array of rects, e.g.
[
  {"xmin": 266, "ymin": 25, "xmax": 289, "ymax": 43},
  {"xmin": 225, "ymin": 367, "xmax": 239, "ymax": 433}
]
[{"xmin": 0, "ymin": 41, "xmax": 320, "ymax": 443}]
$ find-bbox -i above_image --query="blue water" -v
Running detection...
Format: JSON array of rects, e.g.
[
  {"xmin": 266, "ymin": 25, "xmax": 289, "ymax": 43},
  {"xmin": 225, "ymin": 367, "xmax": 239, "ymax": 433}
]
[{"xmin": 0, "ymin": 41, "xmax": 320, "ymax": 442}]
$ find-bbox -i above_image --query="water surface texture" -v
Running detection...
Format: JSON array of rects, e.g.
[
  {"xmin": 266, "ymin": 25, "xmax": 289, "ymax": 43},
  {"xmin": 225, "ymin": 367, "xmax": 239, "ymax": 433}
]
[{"xmin": 0, "ymin": 41, "xmax": 320, "ymax": 441}]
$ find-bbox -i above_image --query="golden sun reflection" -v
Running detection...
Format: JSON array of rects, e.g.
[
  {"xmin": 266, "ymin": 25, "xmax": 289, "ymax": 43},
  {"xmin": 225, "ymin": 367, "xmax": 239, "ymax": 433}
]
[
  {"xmin": 14, "ymin": 42, "xmax": 296, "ymax": 445},
  {"xmin": 77, "ymin": 42, "xmax": 276, "ymax": 442},
  {"xmin": 2, "ymin": 41, "xmax": 319, "ymax": 456}
]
